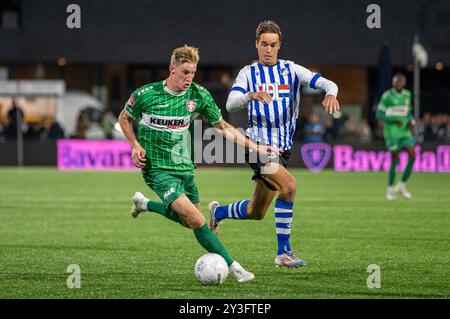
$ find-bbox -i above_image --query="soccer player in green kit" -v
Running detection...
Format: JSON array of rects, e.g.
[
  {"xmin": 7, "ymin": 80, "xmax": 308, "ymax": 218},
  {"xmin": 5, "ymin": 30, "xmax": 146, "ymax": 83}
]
[
  {"xmin": 118, "ymin": 45, "xmax": 275, "ymax": 282},
  {"xmin": 376, "ymin": 73, "xmax": 415, "ymax": 200}
]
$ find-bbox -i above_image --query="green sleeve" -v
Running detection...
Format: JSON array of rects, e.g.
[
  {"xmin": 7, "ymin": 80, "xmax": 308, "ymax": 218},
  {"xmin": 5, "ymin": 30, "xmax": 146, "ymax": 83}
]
[
  {"xmin": 376, "ymin": 95, "xmax": 386, "ymax": 121},
  {"xmin": 124, "ymin": 91, "xmax": 141, "ymax": 120},
  {"xmin": 376, "ymin": 108, "xmax": 385, "ymax": 121},
  {"xmin": 376, "ymin": 94, "xmax": 395, "ymax": 124},
  {"xmin": 198, "ymin": 89, "xmax": 222, "ymax": 125}
]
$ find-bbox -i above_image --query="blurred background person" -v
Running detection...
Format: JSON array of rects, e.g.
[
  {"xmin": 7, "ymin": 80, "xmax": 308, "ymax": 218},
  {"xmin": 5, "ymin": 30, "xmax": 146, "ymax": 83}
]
[
  {"xmin": 303, "ymin": 113, "xmax": 325, "ymax": 143},
  {"xmin": 4, "ymin": 100, "xmax": 25, "ymax": 139}
]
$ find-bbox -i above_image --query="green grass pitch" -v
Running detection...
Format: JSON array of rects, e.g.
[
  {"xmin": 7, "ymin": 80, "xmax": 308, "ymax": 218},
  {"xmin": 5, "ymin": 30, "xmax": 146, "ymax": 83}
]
[{"xmin": 0, "ymin": 167, "xmax": 449, "ymax": 298}]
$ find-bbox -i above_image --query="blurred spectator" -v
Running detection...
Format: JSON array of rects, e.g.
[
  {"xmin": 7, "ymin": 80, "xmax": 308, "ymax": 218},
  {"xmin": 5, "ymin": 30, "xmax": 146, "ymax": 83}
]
[
  {"xmin": 421, "ymin": 112, "xmax": 433, "ymax": 141},
  {"xmin": 303, "ymin": 113, "xmax": 325, "ymax": 142},
  {"xmin": 446, "ymin": 121, "xmax": 450, "ymax": 142},
  {"xmin": 327, "ymin": 112, "xmax": 349, "ymax": 141},
  {"xmin": 417, "ymin": 113, "xmax": 450, "ymax": 142},
  {"xmin": 220, "ymin": 72, "xmax": 233, "ymax": 87},
  {"xmin": 46, "ymin": 121, "xmax": 65, "ymax": 139},
  {"xmin": 4, "ymin": 100, "xmax": 25, "ymax": 139},
  {"xmin": 0, "ymin": 103, "xmax": 4, "ymax": 140},
  {"xmin": 74, "ymin": 112, "xmax": 88, "ymax": 139},
  {"xmin": 341, "ymin": 115, "xmax": 358, "ymax": 140},
  {"xmin": 102, "ymin": 111, "xmax": 117, "ymax": 139},
  {"xmin": 358, "ymin": 118, "xmax": 372, "ymax": 143},
  {"xmin": 323, "ymin": 117, "xmax": 333, "ymax": 142},
  {"xmin": 24, "ymin": 122, "xmax": 44, "ymax": 139}
]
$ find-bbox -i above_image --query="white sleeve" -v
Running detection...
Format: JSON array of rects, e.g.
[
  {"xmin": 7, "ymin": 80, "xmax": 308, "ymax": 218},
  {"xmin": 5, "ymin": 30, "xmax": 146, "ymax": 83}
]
[
  {"xmin": 226, "ymin": 67, "xmax": 252, "ymax": 113},
  {"xmin": 315, "ymin": 77, "xmax": 338, "ymax": 97},
  {"xmin": 226, "ymin": 91, "xmax": 252, "ymax": 113},
  {"xmin": 293, "ymin": 63, "xmax": 338, "ymax": 97}
]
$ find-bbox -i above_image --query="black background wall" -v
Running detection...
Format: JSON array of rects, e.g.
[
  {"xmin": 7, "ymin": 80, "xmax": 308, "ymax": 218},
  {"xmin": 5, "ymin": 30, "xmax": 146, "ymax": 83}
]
[{"xmin": 1, "ymin": 0, "xmax": 449, "ymax": 66}]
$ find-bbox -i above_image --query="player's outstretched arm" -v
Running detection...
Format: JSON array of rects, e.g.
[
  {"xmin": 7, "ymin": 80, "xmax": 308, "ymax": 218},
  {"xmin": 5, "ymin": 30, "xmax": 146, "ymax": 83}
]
[
  {"xmin": 213, "ymin": 119, "xmax": 279, "ymax": 156},
  {"xmin": 118, "ymin": 110, "xmax": 146, "ymax": 168},
  {"xmin": 226, "ymin": 91, "xmax": 272, "ymax": 113},
  {"xmin": 314, "ymin": 77, "xmax": 339, "ymax": 114}
]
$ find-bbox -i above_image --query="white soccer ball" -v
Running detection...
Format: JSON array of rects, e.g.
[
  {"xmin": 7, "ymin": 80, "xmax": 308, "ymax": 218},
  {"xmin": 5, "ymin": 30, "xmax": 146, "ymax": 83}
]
[{"xmin": 194, "ymin": 253, "xmax": 229, "ymax": 285}]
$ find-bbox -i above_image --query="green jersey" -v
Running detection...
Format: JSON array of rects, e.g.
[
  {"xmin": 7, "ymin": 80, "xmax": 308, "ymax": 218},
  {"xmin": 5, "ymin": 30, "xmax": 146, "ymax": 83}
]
[
  {"xmin": 376, "ymin": 88, "xmax": 413, "ymax": 139},
  {"xmin": 124, "ymin": 80, "xmax": 222, "ymax": 171}
]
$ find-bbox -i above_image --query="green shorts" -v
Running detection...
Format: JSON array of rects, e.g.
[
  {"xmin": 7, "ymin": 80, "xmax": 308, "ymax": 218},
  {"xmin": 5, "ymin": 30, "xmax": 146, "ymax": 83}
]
[
  {"xmin": 385, "ymin": 136, "xmax": 415, "ymax": 152},
  {"xmin": 142, "ymin": 169, "xmax": 200, "ymax": 207},
  {"xmin": 141, "ymin": 169, "xmax": 200, "ymax": 208}
]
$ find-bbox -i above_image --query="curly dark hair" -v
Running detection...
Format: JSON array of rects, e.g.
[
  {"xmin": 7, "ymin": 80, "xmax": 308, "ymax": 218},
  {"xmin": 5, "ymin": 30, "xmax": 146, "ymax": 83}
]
[{"xmin": 256, "ymin": 20, "xmax": 282, "ymax": 42}]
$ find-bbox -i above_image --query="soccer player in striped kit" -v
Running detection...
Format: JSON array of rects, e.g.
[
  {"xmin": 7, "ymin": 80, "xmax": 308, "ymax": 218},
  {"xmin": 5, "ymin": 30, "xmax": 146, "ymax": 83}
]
[{"xmin": 208, "ymin": 21, "xmax": 340, "ymax": 268}]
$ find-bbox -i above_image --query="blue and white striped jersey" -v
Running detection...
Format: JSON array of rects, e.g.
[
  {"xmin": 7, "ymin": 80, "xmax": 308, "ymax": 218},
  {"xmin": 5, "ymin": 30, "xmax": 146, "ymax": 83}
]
[{"xmin": 229, "ymin": 59, "xmax": 336, "ymax": 150}]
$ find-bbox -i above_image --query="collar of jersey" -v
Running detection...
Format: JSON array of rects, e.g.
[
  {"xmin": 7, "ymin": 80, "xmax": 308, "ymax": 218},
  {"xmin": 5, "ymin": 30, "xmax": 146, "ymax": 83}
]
[
  {"xmin": 391, "ymin": 88, "xmax": 406, "ymax": 96},
  {"xmin": 257, "ymin": 60, "xmax": 279, "ymax": 68},
  {"xmin": 163, "ymin": 80, "xmax": 188, "ymax": 96}
]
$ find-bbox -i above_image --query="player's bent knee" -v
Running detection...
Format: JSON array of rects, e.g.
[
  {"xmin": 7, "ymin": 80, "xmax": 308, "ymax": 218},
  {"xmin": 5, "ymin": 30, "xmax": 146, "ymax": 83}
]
[
  {"xmin": 280, "ymin": 178, "xmax": 297, "ymax": 198},
  {"xmin": 188, "ymin": 217, "xmax": 206, "ymax": 229}
]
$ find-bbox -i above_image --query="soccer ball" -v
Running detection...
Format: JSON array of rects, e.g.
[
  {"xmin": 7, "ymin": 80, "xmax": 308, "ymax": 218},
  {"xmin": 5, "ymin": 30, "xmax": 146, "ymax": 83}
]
[{"xmin": 194, "ymin": 253, "xmax": 229, "ymax": 285}]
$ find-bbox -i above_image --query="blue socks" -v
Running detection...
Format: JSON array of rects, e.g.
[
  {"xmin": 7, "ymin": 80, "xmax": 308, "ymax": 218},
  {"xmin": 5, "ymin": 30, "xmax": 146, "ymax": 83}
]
[
  {"xmin": 214, "ymin": 200, "xmax": 250, "ymax": 221},
  {"xmin": 274, "ymin": 198, "xmax": 293, "ymax": 255},
  {"xmin": 214, "ymin": 198, "xmax": 294, "ymax": 256}
]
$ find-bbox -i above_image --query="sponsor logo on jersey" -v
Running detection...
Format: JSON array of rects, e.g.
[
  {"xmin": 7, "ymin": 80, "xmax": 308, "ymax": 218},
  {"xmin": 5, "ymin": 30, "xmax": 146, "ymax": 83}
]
[
  {"xmin": 386, "ymin": 106, "xmax": 409, "ymax": 116},
  {"xmin": 186, "ymin": 100, "xmax": 196, "ymax": 112},
  {"xmin": 257, "ymin": 83, "xmax": 291, "ymax": 99},
  {"xmin": 141, "ymin": 114, "xmax": 191, "ymax": 132}
]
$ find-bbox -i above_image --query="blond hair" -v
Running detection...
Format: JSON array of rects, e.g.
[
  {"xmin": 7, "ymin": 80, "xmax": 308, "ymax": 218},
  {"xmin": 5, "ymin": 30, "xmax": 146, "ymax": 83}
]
[
  {"xmin": 170, "ymin": 45, "xmax": 200, "ymax": 65},
  {"xmin": 256, "ymin": 20, "xmax": 282, "ymax": 42}
]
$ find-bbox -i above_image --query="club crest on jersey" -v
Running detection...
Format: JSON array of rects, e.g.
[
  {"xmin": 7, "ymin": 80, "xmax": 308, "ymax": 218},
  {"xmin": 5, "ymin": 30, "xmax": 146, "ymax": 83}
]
[
  {"xmin": 127, "ymin": 95, "xmax": 135, "ymax": 106},
  {"xmin": 279, "ymin": 68, "xmax": 289, "ymax": 77},
  {"xmin": 186, "ymin": 100, "xmax": 196, "ymax": 112}
]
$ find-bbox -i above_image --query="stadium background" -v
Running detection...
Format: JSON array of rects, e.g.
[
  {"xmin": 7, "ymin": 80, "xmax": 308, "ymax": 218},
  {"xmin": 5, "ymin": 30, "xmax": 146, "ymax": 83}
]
[
  {"xmin": 0, "ymin": 0, "xmax": 449, "ymax": 165},
  {"xmin": 0, "ymin": 0, "xmax": 449, "ymax": 299}
]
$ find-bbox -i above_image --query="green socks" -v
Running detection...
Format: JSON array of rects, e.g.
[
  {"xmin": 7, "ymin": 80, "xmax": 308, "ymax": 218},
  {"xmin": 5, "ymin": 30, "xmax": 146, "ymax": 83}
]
[
  {"xmin": 193, "ymin": 224, "xmax": 234, "ymax": 266},
  {"xmin": 145, "ymin": 204, "xmax": 234, "ymax": 266},
  {"xmin": 147, "ymin": 201, "xmax": 182, "ymax": 224},
  {"xmin": 389, "ymin": 159, "xmax": 398, "ymax": 186},
  {"xmin": 389, "ymin": 158, "xmax": 414, "ymax": 186},
  {"xmin": 143, "ymin": 199, "xmax": 233, "ymax": 265},
  {"xmin": 401, "ymin": 159, "xmax": 415, "ymax": 182}
]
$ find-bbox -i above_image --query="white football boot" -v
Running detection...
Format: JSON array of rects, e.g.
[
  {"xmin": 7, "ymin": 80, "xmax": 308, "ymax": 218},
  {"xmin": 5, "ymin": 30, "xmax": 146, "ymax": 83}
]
[
  {"xmin": 131, "ymin": 191, "xmax": 149, "ymax": 218},
  {"xmin": 208, "ymin": 201, "xmax": 221, "ymax": 235},
  {"xmin": 229, "ymin": 261, "xmax": 255, "ymax": 283},
  {"xmin": 395, "ymin": 182, "xmax": 412, "ymax": 199},
  {"xmin": 386, "ymin": 187, "xmax": 397, "ymax": 201}
]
